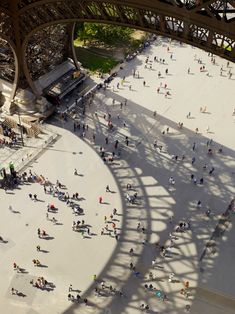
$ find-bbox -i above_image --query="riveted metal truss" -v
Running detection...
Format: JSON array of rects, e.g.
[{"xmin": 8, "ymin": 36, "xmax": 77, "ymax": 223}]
[
  {"xmin": 26, "ymin": 24, "xmax": 70, "ymax": 82},
  {"xmin": 0, "ymin": 38, "xmax": 15, "ymax": 83},
  {"xmin": 0, "ymin": 10, "xmax": 13, "ymax": 41},
  {"xmin": 0, "ymin": 0, "xmax": 235, "ymax": 99}
]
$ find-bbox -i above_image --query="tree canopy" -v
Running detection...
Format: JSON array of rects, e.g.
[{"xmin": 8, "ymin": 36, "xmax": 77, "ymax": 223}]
[{"xmin": 76, "ymin": 22, "xmax": 133, "ymax": 45}]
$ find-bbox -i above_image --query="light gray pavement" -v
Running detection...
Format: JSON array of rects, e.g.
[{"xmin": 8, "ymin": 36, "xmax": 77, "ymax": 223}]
[
  {"xmin": 0, "ymin": 125, "xmax": 57, "ymax": 172},
  {"xmin": 0, "ymin": 37, "xmax": 235, "ymax": 314},
  {"xmin": 0, "ymin": 124, "xmax": 122, "ymax": 314}
]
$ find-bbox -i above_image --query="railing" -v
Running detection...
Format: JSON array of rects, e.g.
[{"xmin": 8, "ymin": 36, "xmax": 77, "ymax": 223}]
[
  {"xmin": 14, "ymin": 132, "xmax": 58, "ymax": 173},
  {"xmin": 0, "ymin": 131, "xmax": 58, "ymax": 174}
]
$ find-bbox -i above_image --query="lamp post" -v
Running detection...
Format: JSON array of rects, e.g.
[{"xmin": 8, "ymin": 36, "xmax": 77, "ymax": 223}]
[
  {"xmin": 17, "ymin": 111, "xmax": 24, "ymax": 147},
  {"xmin": 11, "ymin": 101, "xmax": 24, "ymax": 147}
]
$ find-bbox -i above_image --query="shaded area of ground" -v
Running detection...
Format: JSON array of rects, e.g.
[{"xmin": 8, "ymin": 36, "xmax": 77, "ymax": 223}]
[
  {"xmin": 59, "ymin": 86, "xmax": 235, "ymax": 313},
  {"xmin": 74, "ymin": 46, "xmax": 119, "ymax": 73}
]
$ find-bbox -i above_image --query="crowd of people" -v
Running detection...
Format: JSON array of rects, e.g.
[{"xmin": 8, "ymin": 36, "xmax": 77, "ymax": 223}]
[
  {"xmin": 1, "ymin": 36, "xmax": 235, "ymax": 313},
  {"xmin": 62, "ymin": 37, "xmax": 234, "ymax": 312},
  {"xmin": 0, "ymin": 122, "xmax": 19, "ymax": 147}
]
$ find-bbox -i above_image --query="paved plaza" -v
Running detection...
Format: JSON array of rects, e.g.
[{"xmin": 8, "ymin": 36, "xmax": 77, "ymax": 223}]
[{"xmin": 0, "ymin": 37, "xmax": 235, "ymax": 314}]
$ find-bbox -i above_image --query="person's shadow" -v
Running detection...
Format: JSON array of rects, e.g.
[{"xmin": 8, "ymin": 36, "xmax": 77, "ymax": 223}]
[
  {"xmin": 40, "ymin": 249, "xmax": 49, "ymax": 253},
  {"xmin": 12, "ymin": 210, "xmax": 21, "ymax": 214},
  {"xmin": 0, "ymin": 240, "xmax": 8, "ymax": 244},
  {"xmin": 16, "ymin": 292, "xmax": 27, "ymax": 297}
]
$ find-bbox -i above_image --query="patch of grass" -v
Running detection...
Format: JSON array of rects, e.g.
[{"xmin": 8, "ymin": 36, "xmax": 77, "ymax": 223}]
[
  {"xmin": 129, "ymin": 39, "xmax": 143, "ymax": 51},
  {"xmin": 74, "ymin": 38, "xmax": 84, "ymax": 47},
  {"xmin": 75, "ymin": 46, "xmax": 119, "ymax": 73},
  {"xmin": 223, "ymin": 45, "xmax": 232, "ymax": 52}
]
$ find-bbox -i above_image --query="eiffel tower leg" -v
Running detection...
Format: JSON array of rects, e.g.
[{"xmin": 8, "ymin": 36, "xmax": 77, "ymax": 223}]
[
  {"xmin": 7, "ymin": 1, "xmax": 41, "ymax": 113},
  {"xmin": 68, "ymin": 23, "xmax": 80, "ymax": 71},
  {"xmin": 0, "ymin": 35, "xmax": 19, "ymax": 113},
  {"xmin": 21, "ymin": 23, "xmax": 74, "ymax": 97}
]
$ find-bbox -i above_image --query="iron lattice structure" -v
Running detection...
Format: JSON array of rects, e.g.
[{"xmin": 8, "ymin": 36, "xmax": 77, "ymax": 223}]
[{"xmin": 0, "ymin": 0, "xmax": 235, "ymax": 102}]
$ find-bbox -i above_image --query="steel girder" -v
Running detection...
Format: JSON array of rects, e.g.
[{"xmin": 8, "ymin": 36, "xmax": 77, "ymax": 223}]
[
  {"xmin": 0, "ymin": 38, "xmax": 15, "ymax": 83},
  {"xmin": 26, "ymin": 24, "xmax": 71, "ymax": 82},
  {"xmin": 0, "ymin": 0, "xmax": 235, "ymax": 98}
]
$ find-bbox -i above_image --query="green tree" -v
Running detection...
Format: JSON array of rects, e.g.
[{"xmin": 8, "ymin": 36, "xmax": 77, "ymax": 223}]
[{"xmin": 76, "ymin": 23, "xmax": 133, "ymax": 45}]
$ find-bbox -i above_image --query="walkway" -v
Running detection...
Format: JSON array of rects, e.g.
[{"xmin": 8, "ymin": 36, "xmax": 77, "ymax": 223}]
[{"xmin": 0, "ymin": 37, "xmax": 234, "ymax": 314}]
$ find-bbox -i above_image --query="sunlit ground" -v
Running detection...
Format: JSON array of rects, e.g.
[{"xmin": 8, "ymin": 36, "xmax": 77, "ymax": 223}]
[{"xmin": 0, "ymin": 37, "xmax": 235, "ymax": 314}]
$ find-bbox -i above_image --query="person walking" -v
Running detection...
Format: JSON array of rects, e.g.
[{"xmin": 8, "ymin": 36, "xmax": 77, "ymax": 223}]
[
  {"xmin": 169, "ymin": 176, "xmax": 175, "ymax": 185},
  {"xmin": 81, "ymin": 230, "xmax": 85, "ymax": 239},
  {"xmin": 184, "ymin": 281, "xmax": 189, "ymax": 289},
  {"xmin": 168, "ymin": 272, "xmax": 175, "ymax": 282},
  {"xmin": 209, "ymin": 167, "xmax": 215, "ymax": 175},
  {"xmin": 197, "ymin": 200, "xmax": 202, "ymax": 208}
]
